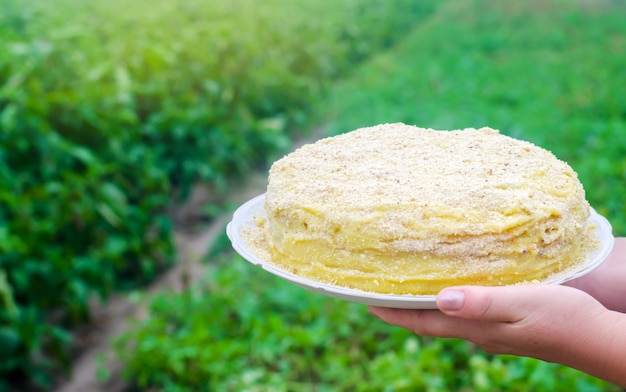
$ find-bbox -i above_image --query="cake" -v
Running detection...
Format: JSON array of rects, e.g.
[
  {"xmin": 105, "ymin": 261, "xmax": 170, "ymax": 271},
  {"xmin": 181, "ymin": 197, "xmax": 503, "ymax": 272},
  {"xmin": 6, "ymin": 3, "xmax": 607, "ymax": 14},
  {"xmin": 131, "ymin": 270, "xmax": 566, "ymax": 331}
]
[{"xmin": 245, "ymin": 123, "xmax": 597, "ymax": 295}]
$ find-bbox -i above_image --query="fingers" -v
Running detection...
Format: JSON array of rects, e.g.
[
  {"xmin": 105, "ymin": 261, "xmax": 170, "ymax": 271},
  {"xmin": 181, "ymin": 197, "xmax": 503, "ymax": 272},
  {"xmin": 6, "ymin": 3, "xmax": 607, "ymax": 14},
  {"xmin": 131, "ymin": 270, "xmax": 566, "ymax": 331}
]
[
  {"xmin": 436, "ymin": 286, "xmax": 531, "ymax": 323},
  {"xmin": 368, "ymin": 285, "xmax": 581, "ymax": 338},
  {"xmin": 367, "ymin": 306, "xmax": 463, "ymax": 338},
  {"xmin": 368, "ymin": 285, "xmax": 544, "ymax": 336},
  {"xmin": 368, "ymin": 284, "xmax": 604, "ymax": 359}
]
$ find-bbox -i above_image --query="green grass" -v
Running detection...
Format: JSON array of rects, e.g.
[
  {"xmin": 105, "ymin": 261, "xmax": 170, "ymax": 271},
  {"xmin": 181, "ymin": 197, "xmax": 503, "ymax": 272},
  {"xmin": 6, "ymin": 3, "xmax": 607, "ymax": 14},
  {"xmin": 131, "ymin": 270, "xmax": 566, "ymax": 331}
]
[{"xmin": 316, "ymin": 0, "xmax": 626, "ymax": 235}]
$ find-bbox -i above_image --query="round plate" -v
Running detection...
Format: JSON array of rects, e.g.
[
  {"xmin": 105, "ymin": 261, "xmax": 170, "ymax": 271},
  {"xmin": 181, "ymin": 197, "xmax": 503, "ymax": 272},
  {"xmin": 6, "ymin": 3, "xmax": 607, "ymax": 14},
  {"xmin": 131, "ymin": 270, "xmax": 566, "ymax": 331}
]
[{"xmin": 226, "ymin": 194, "xmax": 615, "ymax": 309}]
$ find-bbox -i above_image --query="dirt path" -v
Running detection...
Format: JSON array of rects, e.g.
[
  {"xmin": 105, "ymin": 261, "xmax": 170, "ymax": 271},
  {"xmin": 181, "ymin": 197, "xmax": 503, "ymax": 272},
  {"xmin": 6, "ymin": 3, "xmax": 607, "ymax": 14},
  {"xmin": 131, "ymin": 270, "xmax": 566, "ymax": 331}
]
[
  {"xmin": 54, "ymin": 176, "xmax": 267, "ymax": 392},
  {"xmin": 54, "ymin": 129, "xmax": 326, "ymax": 392}
]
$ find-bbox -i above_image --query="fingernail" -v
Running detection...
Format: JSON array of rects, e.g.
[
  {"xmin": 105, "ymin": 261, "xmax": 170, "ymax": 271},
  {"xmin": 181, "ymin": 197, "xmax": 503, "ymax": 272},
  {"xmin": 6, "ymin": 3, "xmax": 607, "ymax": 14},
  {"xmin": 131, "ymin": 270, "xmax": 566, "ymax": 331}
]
[{"xmin": 438, "ymin": 290, "xmax": 465, "ymax": 311}]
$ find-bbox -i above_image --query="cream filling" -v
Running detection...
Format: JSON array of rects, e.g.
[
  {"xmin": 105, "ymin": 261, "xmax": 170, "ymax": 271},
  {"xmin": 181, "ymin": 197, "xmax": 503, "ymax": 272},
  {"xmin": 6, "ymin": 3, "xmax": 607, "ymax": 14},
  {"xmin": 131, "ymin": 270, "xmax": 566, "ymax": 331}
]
[{"xmin": 261, "ymin": 202, "xmax": 592, "ymax": 295}]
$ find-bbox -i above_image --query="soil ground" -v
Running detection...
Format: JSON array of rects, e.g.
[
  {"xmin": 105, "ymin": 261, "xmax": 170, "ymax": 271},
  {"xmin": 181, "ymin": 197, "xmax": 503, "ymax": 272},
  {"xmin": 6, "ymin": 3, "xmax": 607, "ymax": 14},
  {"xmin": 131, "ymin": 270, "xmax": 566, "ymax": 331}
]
[
  {"xmin": 54, "ymin": 176, "xmax": 267, "ymax": 392},
  {"xmin": 53, "ymin": 129, "xmax": 325, "ymax": 392}
]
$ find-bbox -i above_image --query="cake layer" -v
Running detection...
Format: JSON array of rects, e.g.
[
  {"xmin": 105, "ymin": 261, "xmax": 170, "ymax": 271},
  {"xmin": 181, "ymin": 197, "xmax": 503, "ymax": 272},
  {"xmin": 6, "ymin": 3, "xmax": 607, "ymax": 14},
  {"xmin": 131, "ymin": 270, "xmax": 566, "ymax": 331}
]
[{"xmin": 265, "ymin": 240, "xmax": 585, "ymax": 295}]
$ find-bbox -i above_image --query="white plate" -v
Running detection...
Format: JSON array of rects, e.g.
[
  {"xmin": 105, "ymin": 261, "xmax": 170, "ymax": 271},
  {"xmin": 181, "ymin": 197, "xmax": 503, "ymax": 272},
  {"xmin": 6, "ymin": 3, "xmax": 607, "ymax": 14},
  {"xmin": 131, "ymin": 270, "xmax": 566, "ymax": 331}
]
[{"xmin": 227, "ymin": 194, "xmax": 615, "ymax": 309}]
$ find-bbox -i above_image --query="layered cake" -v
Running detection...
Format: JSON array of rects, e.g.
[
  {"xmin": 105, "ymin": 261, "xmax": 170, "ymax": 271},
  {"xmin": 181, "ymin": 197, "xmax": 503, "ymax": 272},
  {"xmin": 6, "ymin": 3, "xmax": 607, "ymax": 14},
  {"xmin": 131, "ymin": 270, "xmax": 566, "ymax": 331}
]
[{"xmin": 245, "ymin": 123, "xmax": 596, "ymax": 295}]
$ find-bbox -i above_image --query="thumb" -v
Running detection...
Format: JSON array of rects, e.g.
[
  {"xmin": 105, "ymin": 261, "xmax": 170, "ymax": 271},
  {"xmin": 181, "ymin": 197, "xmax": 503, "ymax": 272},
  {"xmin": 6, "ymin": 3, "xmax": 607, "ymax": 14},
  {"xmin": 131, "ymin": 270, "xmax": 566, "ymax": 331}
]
[{"xmin": 436, "ymin": 286, "xmax": 533, "ymax": 323}]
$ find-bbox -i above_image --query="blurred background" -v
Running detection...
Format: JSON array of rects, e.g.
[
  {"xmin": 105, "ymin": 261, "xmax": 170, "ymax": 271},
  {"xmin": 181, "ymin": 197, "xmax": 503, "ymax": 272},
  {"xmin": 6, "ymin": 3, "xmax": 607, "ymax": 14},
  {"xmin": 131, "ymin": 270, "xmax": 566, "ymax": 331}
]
[{"xmin": 1, "ymin": 0, "xmax": 624, "ymax": 390}]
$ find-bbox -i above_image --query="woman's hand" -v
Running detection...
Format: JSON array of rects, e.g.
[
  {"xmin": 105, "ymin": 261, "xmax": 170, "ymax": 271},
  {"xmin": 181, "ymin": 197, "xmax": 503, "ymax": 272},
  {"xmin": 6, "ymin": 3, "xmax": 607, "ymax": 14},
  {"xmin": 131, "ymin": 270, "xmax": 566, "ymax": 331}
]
[
  {"xmin": 565, "ymin": 237, "xmax": 626, "ymax": 312},
  {"xmin": 369, "ymin": 284, "xmax": 626, "ymax": 386}
]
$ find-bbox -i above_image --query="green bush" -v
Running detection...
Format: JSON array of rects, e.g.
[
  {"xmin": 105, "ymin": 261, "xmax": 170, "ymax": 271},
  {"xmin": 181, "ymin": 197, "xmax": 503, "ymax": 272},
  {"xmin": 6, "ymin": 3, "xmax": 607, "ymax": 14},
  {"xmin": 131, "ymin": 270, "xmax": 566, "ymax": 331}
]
[
  {"xmin": 0, "ymin": 0, "xmax": 440, "ymax": 388},
  {"xmin": 0, "ymin": 128, "xmax": 173, "ymax": 388},
  {"xmin": 116, "ymin": 251, "xmax": 617, "ymax": 391},
  {"xmin": 0, "ymin": 0, "xmax": 438, "ymax": 198}
]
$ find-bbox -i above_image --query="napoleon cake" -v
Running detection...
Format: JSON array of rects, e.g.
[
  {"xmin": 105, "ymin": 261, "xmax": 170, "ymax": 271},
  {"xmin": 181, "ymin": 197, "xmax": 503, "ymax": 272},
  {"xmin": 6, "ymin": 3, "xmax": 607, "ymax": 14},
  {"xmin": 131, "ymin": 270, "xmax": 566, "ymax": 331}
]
[{"xmin": 243, "ymin": 123, "xmax": 597, "ymax": 295}]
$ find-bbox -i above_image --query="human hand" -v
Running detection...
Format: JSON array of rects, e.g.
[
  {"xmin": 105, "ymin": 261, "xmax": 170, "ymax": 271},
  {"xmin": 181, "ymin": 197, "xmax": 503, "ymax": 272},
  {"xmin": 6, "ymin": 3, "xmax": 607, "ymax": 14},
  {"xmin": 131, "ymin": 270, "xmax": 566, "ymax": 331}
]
[
  {"xmin": 565, "ymin": 237, "xmax": 626, "ymax": 312},
  {"xmin": 368, "ymin": 284, "xmax": 626, "ymax": 386}
]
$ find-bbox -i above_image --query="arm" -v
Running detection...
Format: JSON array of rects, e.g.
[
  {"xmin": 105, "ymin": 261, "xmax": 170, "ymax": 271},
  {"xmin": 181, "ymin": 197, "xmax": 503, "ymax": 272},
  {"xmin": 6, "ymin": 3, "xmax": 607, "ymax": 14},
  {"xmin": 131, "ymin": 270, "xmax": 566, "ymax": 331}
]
[
  {"xmin": 368, "ymin": 238, "xmax": 626, "ymax": 387},
  {"xmin": 565, "ymin": 237, "xmax": 626, "ymax": 312}
]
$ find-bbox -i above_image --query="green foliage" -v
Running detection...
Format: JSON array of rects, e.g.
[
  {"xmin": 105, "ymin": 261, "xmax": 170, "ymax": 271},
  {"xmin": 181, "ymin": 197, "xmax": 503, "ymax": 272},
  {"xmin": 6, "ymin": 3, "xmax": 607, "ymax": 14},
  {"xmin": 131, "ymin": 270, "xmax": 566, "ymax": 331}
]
[
  {"xmin": 0, "ymin": 0, "xmax": 440, "ymax": 388},
  {"xmin": 0, "ymin": 0, "xmax": 438, "ymax": 198},
  {"xmin": 0, "ymin": 128, "xmax": 173, "ymax": 388},
  {"xmin": 318, "ymin": 0, "xmax": 626, "ymax": 235},
  {"xmin": 116, "ymin": 254, "xmax": 617, "ymax": 391}
]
